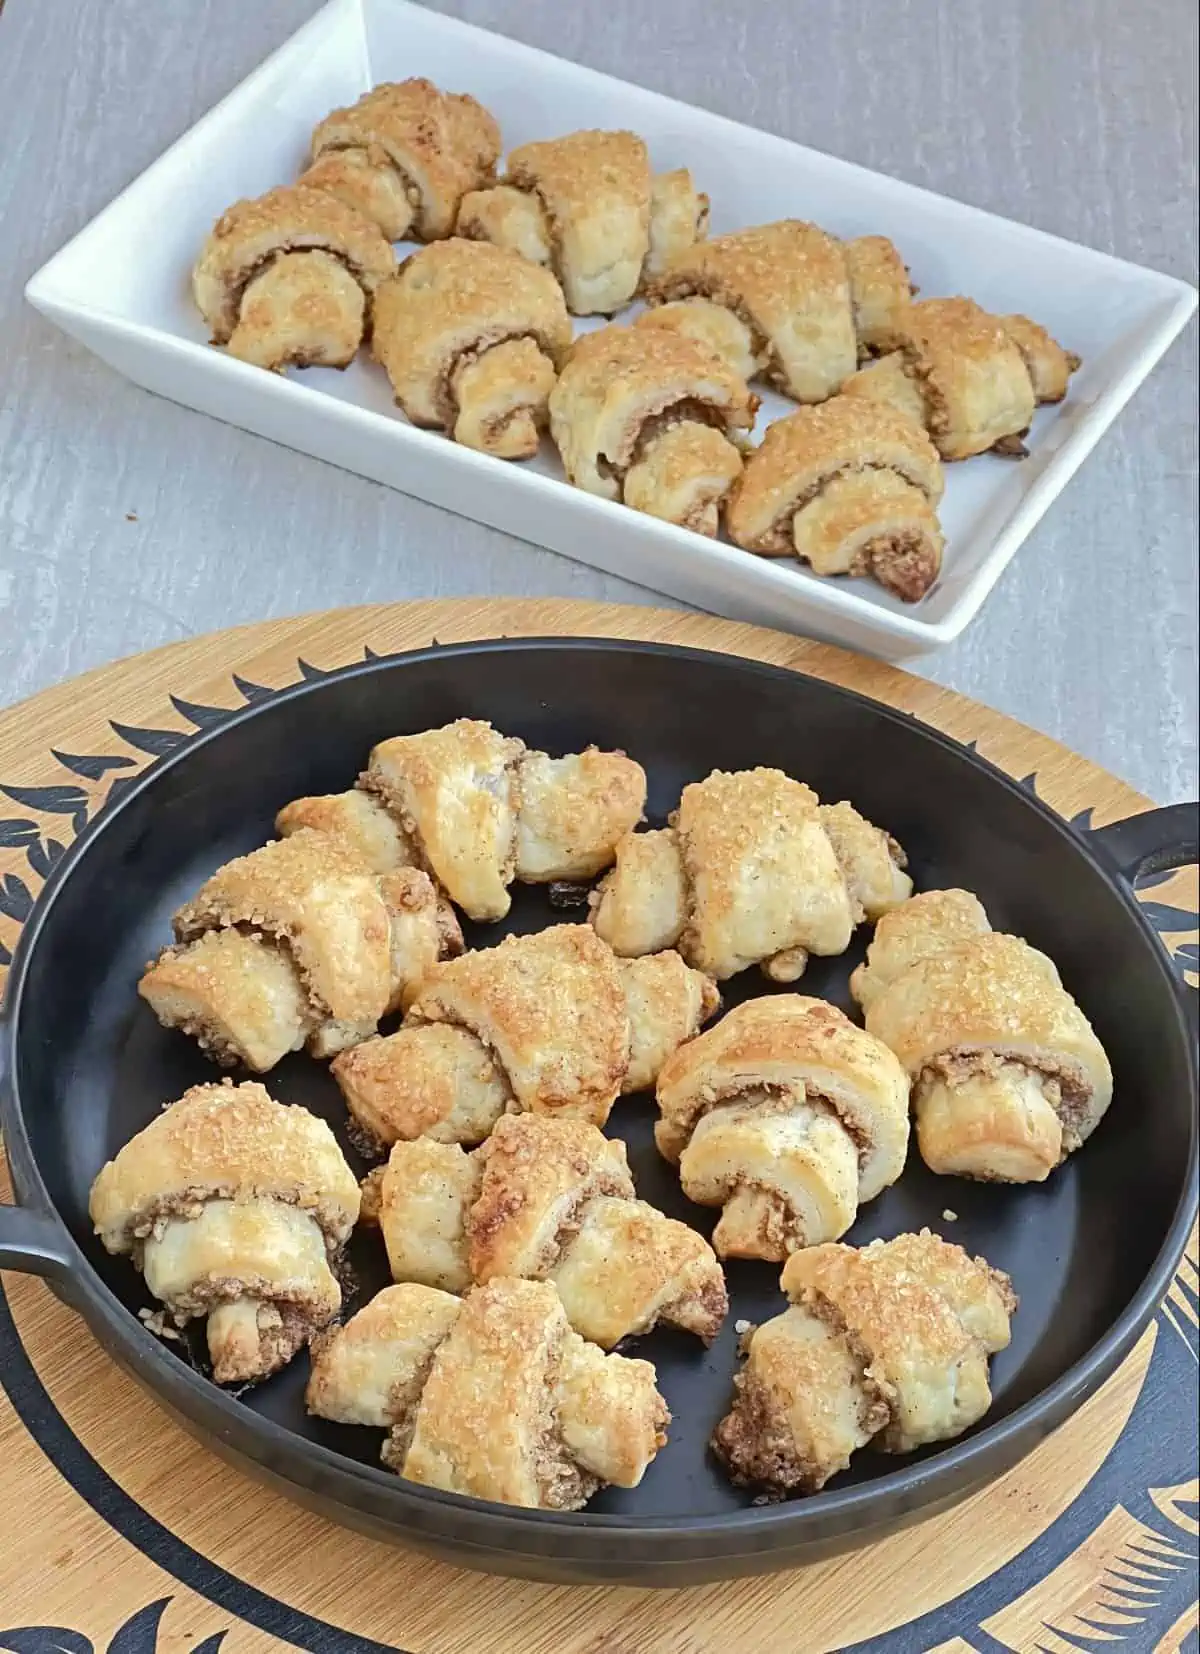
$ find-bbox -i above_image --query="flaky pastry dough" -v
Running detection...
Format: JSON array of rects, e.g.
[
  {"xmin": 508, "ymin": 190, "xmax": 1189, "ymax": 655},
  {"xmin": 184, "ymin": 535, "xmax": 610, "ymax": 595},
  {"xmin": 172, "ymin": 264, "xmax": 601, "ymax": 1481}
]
[
  {"xmin": 140, "ymin": 832, "xmax": 461, "ymax": 1067},
  {"xmin": 372, "ymin": 239, "xmax": 571, "ymax": 458},
  {"xmin": 191, "ymin": 185, "xmax": 395, "ymax": 373},
  {"xmin": 713, "ymin": 1229, "xmax": 1015, "ymax": 1492},
  {"xmin": 456, "ymin": 129, "xmax": 707, "ymax": 314},
  {"xmin": 375, "ymin": 1114, "xmax": 727, "ymax": 1347},
  {"xmin": 548, "ymin": 323, "xmax": 755, "ymax": 535},
  {"xmin": 590, "ymin": 770, "xmax": 912, "ymax": 980},
  {"xmin": 306, "ymin": 1278, "xmax": 670, "ymax": 1508},
  {"xmin": 304, "ymin": 79, "xmax": 500, "ymax": 242},
  {"xmin": 89, "ymin": 1081, "xmax": 359, "ymax": 1384},
  {"xmin": 726, "ymin": 394, "xmax": 946, "ymax": 601},
  {"xmin": 852, "ymin": 890, "xmax": 1113, "ymax": 1181},
  {"xmin": 655, "ymin": 996, "xmax": 910, "ymax": 1260},
  {"xmin": 331, "ymin": 927, "xmax": 718, "ymax": 1148}
]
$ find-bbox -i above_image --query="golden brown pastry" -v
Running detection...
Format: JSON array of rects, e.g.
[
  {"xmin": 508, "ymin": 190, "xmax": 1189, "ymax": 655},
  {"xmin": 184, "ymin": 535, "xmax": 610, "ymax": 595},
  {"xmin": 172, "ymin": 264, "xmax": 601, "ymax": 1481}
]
[
  {"xmin": 303, "ymin": 79, "xmax": 501, "ymax": 242},
  {"xmin": 655, "ymin": 997, "xmax": 910, "ymax": 1260},
  {"xmin": 841, "ymin": 297, "xmax": 1074, "ymax": 460},
  {"xmin": 590, "ymin": 769, "xmax": 912, "ymax": 981},
  {"xmin": 998, "ymin": 313, "xmax": 1081, "ymax": 403},
  {"xmin": 843, "ymin": 234, "xmax": 915, "ymax": 358},
  {"xmin": 644, "ymin": 220, "xmax": 858, "ymax": 402},
  {"xmin": 456, "ymin": 129, "xmax": 707, "ymax": 314},
  {"xmin": 89, "ymin": 1081, "xmax": 360, "ymax": 1384},
  {"xmin": 306, "ymin": 1277, "xmax": 670, "ymax": 1508},
  {"xmin": 853, "ymin": 890, "xmax": 1114, "ymax": 1183},
  {"xmin": 713, "ymin": 1230, "xmax": 1016, "ymax": 1493},
  {"xmin": 726, "ymin": 395, "xmax": 946, "ymax": 601},
  {"xmin": 331, "ymin": 927, "xmax": 719, "ymax": 1150},
  {"xmin": 139, "ymin": 831, "xmax": 462, "ymax": 1068},
  {"xmin": 374, "ymin": 1114, "xmax": 727, "ymax": 1347},
  {"xmin": 345, "ymin": 718, "xmax": 646, "ymax": 921},
  {"xmin": 371, "ymin": 240, "xmax": 572, "ymax": 458},
  {"xmin": 191, "ymin": 185, "xmax": 396, "ymax": 372},
  {"xmin": 548, "ymin": 324, "xmax": 756, "ymax": 535}
]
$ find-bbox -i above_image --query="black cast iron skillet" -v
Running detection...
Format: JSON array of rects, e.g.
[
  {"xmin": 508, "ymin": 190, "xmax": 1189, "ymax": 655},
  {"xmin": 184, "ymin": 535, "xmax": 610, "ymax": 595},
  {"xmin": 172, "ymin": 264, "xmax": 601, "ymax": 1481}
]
[{"xmin": 1, "ymin": 639, "xmax": 1196, "ymax": 1586}]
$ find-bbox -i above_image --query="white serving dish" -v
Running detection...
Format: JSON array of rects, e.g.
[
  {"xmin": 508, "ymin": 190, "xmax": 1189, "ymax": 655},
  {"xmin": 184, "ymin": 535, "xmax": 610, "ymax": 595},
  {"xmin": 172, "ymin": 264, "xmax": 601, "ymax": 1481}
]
[{"xmin": 25, "ymin": 0, "xmax": 1196, "ymax": 659}]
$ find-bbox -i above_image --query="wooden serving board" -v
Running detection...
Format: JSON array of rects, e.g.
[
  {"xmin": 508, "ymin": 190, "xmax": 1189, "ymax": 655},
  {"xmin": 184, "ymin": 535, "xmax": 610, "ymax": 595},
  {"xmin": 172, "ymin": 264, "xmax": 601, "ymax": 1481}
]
[{"xmin": 0, "ymin": 599, "xmax": 1195, "ymax": 1654}]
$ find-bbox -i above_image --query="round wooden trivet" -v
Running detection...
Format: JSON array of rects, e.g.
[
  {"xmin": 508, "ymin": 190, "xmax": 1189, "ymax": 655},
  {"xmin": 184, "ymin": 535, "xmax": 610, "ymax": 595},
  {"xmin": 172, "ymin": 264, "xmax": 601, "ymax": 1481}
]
[{"xmin": 0, "ymin": 600, "xmax": 1195, "ymax": 1654}]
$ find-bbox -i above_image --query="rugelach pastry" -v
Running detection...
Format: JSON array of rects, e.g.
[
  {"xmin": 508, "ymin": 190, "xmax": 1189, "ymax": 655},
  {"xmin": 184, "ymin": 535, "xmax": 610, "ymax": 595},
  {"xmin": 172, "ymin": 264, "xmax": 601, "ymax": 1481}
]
[
  {"xmin": 372, "ymin": 1113, "xmax": 727, "ymax": 1347},
  {"xmin": 191, "ymin": 185, "xmax": 396, "ymax": 372},
  {"xmin": 655, "ymin": 996, "xmax": 910, "ymax": 1260},
  {"xmin": 713, "ymin": 1229, "xmax": 1016, "ymax": 1493},
  {"xmin": 306, "ymin": 1277, "xmax": 670, "ymax": 1508},
  {"xmin": 372, "ymin": 239, "xmax": 571, "ymax": 458},
  {"xmin": 548, "ymin": 323, "xmax": 757, "ymax": 535},
  {"xmin": 303, "ymin": 79, "xmax": 501, "ymax": 242},
  {"xmin": 852, "ymin": 889, "xmax": 1114, "ymax": 1181},
  {"xmin": 332, "ymin": 925, "xmax": 719, "ymax": 1149},
  {"xmin": 89, "ymin": 1081, "xmax": 360, "ymax": 1384},
  {"xmin": 290, "ymin": 718, "xmax": 646, "ymax": 923},
  {"xmin": 726, "ymin": 394, "xmax": 946, "ymax": 601},
  {"xmin": 456, "ymin": 128, "xmax": 707, "ymax": 313},
  {"xmin": 139, "ymin": 830, "xmax": 462, "ymax": 1067},
  {"xmin": 590, "ymin": 769, "xmax": 912, "ymax": 981}
]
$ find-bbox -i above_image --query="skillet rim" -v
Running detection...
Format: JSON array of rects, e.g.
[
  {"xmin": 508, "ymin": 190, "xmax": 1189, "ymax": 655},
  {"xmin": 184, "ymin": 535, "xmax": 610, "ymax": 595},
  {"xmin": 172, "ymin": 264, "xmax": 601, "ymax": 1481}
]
[{"xmin": 1, "ymin": 635, "xmax": 1196, "ymax": 1553}]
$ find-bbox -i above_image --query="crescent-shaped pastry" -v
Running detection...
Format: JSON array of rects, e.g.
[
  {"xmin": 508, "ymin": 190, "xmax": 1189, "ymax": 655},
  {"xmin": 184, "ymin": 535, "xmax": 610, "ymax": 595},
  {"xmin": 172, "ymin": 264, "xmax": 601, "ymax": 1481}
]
[
  {"xmin": 372, "ymin": 240, "xmax": 572, "ymax": 459},
  {"xmin": 89, "ymin": 1081, "xmax": 360, "ymax": 1384},
  {"xmin": 655, "ymin": 995, "xmax": 910, "ymax": 1260},
  {"xmin": 852, "ymin": 890, "xmax": 1114, "ymax": 1181},
  {"xmin": 352, "ymin": 718, "xmax": 646, "ymax": 922},
  {"xmin": 332, "ymin": 927, "xmax": 719, "ymax": 1149},
  {"xmin": 590, "ymin": 772, "xmax": 911, "ymax": 982},
  {"xmin": 713, "ymin": 1230, "xmax": 1016, "ymax": 1493},
  {"xmin": 304, "ymin": 79, "xmax": 501, "ymax": 242},
  {"xmin": 306, "ymin": 1278, "xmax": 670, "ymax": 1508},
  {"xmin": 191, "ymin": 185, "xmax": 396, "ymax": 372},
  {"xmin": 644, "ymin": 220, "xmax": 858, "ymax": 402},
  {"xmin": 725, "ymin": 396, "xmax": 946, "ymax": 602},
  {"xmin": 139, "ymin": 834, "xmax": 462, "ymax": 1066},
  {"xmin": 456, "ymin": 129, "xmax": 707, "ymax": 315},
  {"xmin": 842, "ymin": 297, "xmax": 1070, "ymax": 460},
  {"xmin": 548, "ymin": 324, "xmax": 756, "ymax": 535},
  {"xmin": 374, "ymin": 1114, "xmax": 727, "ymax": 1347}
]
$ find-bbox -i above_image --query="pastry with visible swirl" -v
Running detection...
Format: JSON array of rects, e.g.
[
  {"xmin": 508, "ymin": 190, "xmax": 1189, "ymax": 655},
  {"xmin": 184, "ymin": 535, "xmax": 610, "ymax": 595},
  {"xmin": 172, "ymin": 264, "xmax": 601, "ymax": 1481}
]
[
  {"xmin": 89, "ymin": 1081, "xmax": 360, "ymax": 1384},
  {"xmin": 302, "ymin": 79, "xmax": 500, "ymax": 242},
  {"xmin": 371, "ymin": 239, "xmax": 572, "ymax": 458},
  {"xmin": 306, "ymin": 1278, "xmax": 670, "ymax": 1508},
  {"xmin": 643, "ymin": 220, "xmax": 858, "ymax": 402},
  {"xmin": 590, "ymin": 768, "xmax": 912, "ymax": 980},
  {"xmin": 191, "ymin": 185, "xmax": 395, "ymax": 372},
  {"xmin": 548, "ymin": 324, "xmax": 756, "ymax": 535},
  {"xmin": 842, "ymin": 297, "xmax": 1076, "ymax": 460},
  {"xmin": 138, "ymin": 830, "xmax": 462, "ymax": 1067},
  {"xmin": 373, "ymin": 1114, "xmax": 727, "ymax": 1347},
  {"xmin": 456, "ymin": 129, "xmax": 707, "ymax": 314},
  {"xmin": 655, "ymin": 996, "xmax": 910, "ymax": 1260},
  {"xmin": 331, "ymin": 926, "xmax": 718, "ymax": 1150},
  {"xmin": 712, "ymin": 1229, "xmax": 1016, "ymax": 1493},
  {"xmin": 852, "ymin": 889, "xmax": 1114, "ymax": 1182},
  {"xmin": 726, "ymin": 395, "xmax": 946, "ymax": 601}
]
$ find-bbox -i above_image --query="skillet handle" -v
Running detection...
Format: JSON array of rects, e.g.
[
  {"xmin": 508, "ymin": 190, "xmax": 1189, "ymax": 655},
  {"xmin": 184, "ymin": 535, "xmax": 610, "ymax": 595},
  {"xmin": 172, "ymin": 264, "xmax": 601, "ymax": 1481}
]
[
  {"xmin": 1088, "ymin": 802, "xmax": 1198, "ymax": 1027},
  {"xmin": 0, "ymin": 1022, "xmax": 78, "ymax": 1287},
  {"xmin": 1087, "ymin": 802, "xmax": 1199, "ymax": 884},
  {"xmin": 0, "ymin": 1203, "xmax": 77, "ymax": 1284}
]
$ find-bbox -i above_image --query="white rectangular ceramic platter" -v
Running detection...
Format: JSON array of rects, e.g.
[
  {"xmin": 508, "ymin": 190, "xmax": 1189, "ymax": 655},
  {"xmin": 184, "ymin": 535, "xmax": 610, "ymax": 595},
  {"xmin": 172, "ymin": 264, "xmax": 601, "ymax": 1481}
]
[{"xmin": 25, "ymin": 0, "xmax": 1197, "ymax": 658}]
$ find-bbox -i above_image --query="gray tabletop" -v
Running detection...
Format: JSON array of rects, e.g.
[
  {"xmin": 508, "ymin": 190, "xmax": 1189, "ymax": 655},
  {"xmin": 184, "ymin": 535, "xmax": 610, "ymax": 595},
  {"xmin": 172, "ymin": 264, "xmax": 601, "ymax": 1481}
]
[{"xmin": 0, "ymin": 0, "xmax": 1196, "ymax": 802}]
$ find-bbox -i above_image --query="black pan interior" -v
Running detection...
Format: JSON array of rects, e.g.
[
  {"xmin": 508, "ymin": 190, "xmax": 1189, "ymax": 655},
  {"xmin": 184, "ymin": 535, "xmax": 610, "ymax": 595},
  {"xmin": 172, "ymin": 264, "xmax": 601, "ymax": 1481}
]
[{"xmin": 12, "ymin": 641, "xmax": 1195, "ymax": 1518}]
